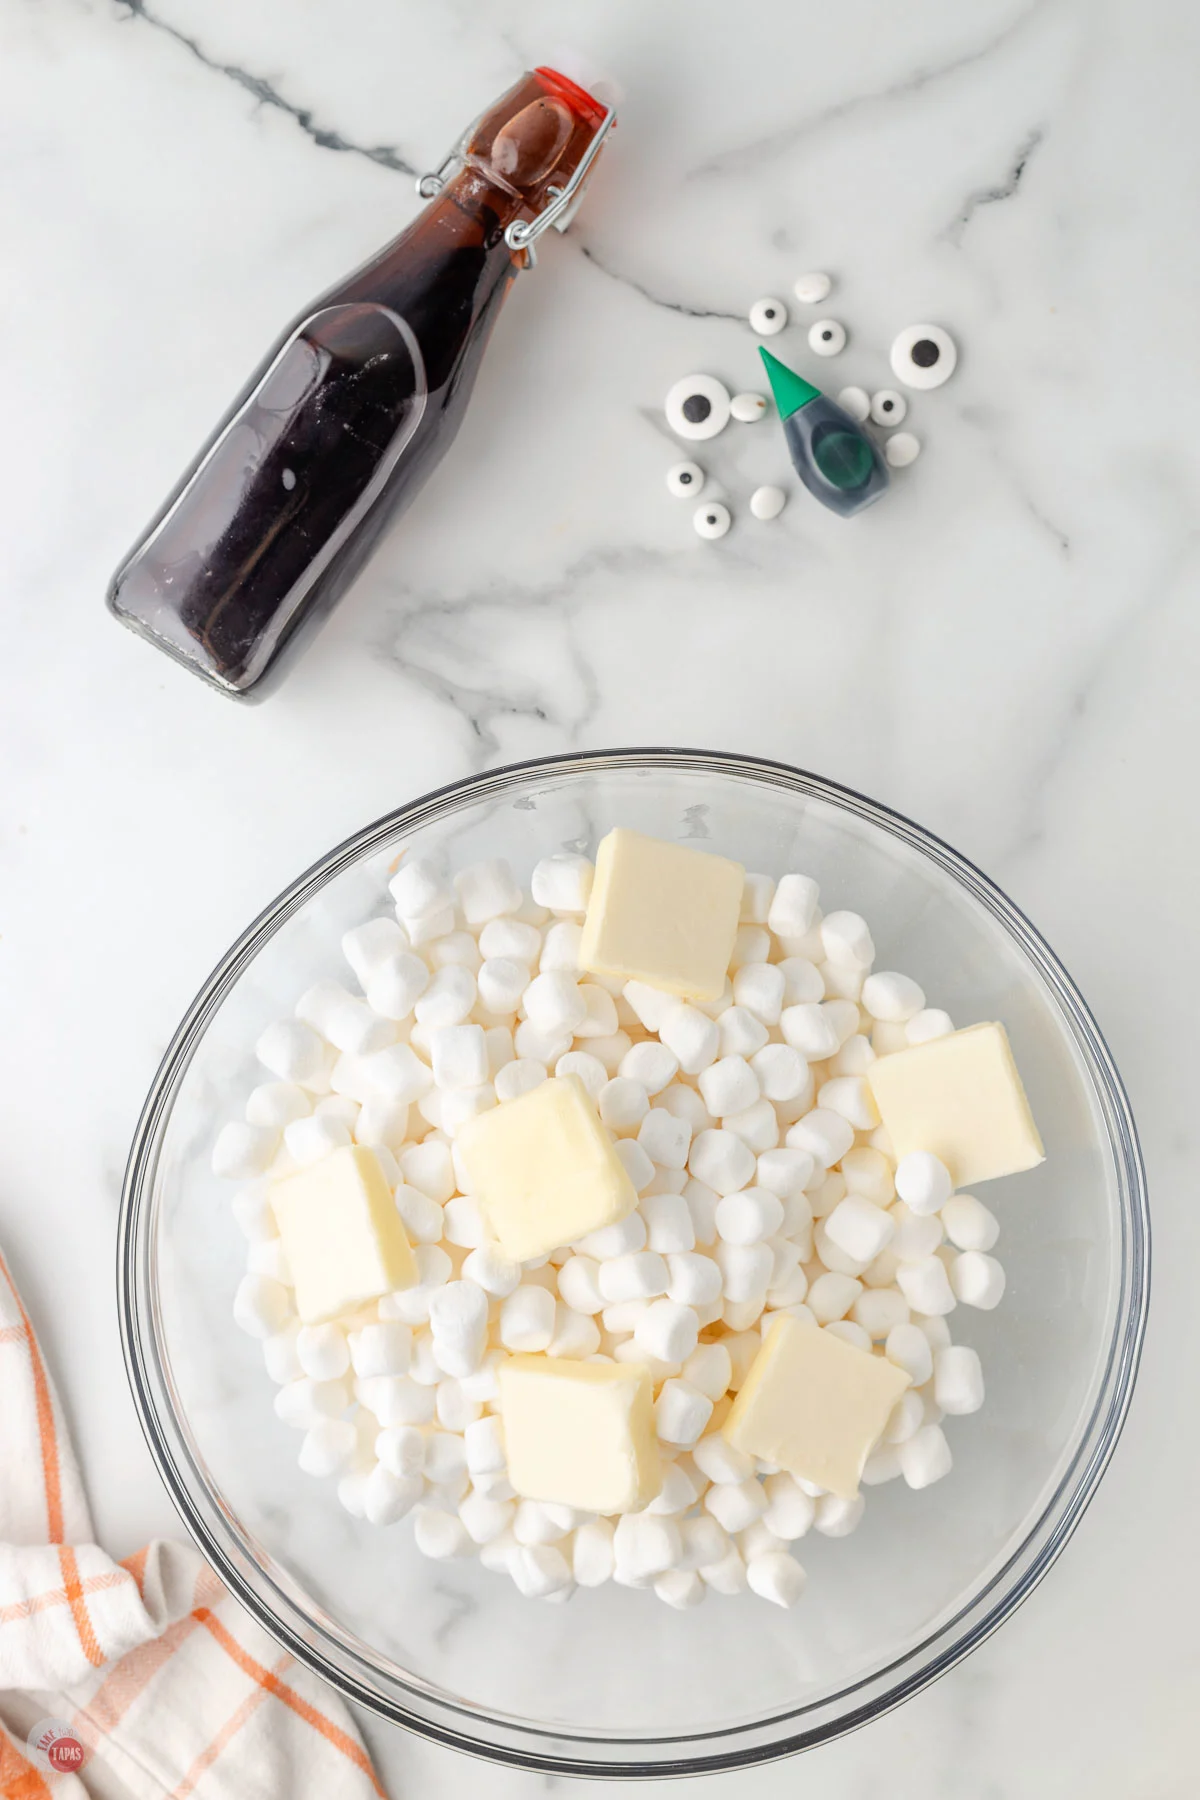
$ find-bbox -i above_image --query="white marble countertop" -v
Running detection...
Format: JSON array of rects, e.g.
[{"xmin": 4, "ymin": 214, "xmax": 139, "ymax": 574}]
[{"xmin": 1, "ymin": 0, "xmax": 1195, "ymax": 1793}]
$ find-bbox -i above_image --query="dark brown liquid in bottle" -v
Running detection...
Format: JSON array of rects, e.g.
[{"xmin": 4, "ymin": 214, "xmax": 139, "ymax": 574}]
[{"xmin": 107, "ymin": 70, "xmax": 607, "ymax": 697}]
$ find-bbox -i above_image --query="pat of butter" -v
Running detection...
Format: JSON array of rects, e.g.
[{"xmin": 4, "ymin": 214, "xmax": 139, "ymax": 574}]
[
  {"xmin": 455, "ymin": 1075, "xmax": 636, "ymax": 1262},
  {"xmin": 866, "ymin": 1021, "xmax": 1044, "ymax": 1187},
  {"xmin": 270, "ymin": 1144, "xmax": 416, "ymax": 1325},
  {"xmin": 498, "ymin": 1355, "xmax": 662, "ymax": 1513},
  {"xmin": 578, "ymin": 828, "xmax": 744, "ymax": 1002},
  {"xmin": 724, "ymin": 1315, "xmax": 910, "ymax": 1500}
]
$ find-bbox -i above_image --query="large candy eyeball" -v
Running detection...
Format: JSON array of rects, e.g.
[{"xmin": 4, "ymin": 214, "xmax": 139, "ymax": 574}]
[
  {"xmin": 666, "ymin": 460, "xmax": 704, "ymax": 498},
  {"xmin": 808, "ymin": 318, "xmax": 846, "ymax": 357},
  {"xmin": 890, "ymin": 324, "xmax": 957, "ymax": 389},
  {"xmin": 693, "ymin": 500, "xmax": 731, "ymax": 540},
  {"xmin": 665, "ymin": 374, "xmax": 731, "ymax": 441},
  {"xmin": 870, "ymin": 388, "xmax": 907, "ymax": 425},
  {"xmin": 749, "ymin": 297, "xmax": 788, "ymax": 336}
]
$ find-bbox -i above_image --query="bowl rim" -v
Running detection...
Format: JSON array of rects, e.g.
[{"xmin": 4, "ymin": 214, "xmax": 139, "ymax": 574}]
[{"xmin": 117, "ymin": 746, "xmax": 1150, "ymax": 1777}]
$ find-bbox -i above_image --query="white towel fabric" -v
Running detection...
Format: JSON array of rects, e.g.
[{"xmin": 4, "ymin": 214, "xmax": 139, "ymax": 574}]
[{"xmin": 0, "ymin": 1250, "xmax": 387, "ymax": 1797}]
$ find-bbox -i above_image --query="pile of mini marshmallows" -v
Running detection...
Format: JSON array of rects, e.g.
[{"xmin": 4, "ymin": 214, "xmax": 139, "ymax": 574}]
[
  {"xmin": 666, "ymin": 271, "xmax": 958, "ymax": 539},
  {"xmin": 216, "ymin": 854, "xmax": 1003, "ymax": 1610}
]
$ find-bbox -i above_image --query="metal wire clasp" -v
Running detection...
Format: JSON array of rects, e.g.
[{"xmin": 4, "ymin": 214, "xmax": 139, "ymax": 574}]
[{"xmin": 414, "ymin": 105, "xmax": 616, "ymax": 268}]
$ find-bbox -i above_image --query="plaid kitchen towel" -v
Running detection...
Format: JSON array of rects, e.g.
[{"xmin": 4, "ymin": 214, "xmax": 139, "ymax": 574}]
[{"xmin": 0, "ymin": 1250, "xmax": 387, "ymax": 1798}]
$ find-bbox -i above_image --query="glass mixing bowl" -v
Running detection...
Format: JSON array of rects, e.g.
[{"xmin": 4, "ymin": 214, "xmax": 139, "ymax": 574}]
[{"xmin": 117, "ymin": 750, "xmax": 1148, "ymax": 1777}]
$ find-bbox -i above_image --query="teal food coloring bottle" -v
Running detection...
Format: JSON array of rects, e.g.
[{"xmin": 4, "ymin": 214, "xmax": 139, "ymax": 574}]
[{"xmin": 759, "ymin": 349, "xmax": 889, "ymax": 517}]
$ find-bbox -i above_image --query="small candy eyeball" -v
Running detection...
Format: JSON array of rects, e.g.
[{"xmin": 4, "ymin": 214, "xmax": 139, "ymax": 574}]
[
  {"xmin": 890, "ymin": 324, "xmax": 957, "ymax": 389},
  {"xmin": 836, "ymin": 386, "xmax": 870, "ymax": 423},
  {"xmin": 666, "ymin": 460, "xmax": 705, "ymax": 498},
  {"xmin": 808, "ymin": 319, "xmax": 846, "ymax": 357},
  {"xmin": 870, "ymin": 389, "xmax": 907, "ymax": 425},
  {"xmin": 884, "ymin": 431, "xmax": 921, "ymax": 468},
  {"xmin": 749, "ymin": 297, "xmax": 788, "ymax": 336},
  {"xmin": 793, "ymin": 271, "xmax": 832, "ymax": 305},
  {"xmin": 731, "ymin": 392, "xmax": 768, "ymax": 423},
  {"xmin": 693, "ymin": 500, "xmax": 732, "ymax": 540},
  {"xmin": 750, "ymin": 485, "xmax": 786, "ymax": 521},
  {"xmin": 665, "ymin": 374, "xmax": 731, "ymax": 441}
]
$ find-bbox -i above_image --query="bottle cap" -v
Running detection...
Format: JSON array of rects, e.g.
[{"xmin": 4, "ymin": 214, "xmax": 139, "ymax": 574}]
[{"xmin": 759, "ymin": 349, "xmax": 822, "ymax": 421}]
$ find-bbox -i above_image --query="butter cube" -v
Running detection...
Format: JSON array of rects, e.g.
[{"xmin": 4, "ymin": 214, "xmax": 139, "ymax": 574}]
[
  {"xmin": 579, "ymin": 828, "xmax": 744, "ymax": 1002},
  {"xmin": 455, "ymin": 1075, "xmax": 636, "ymax": 1262},
  {"xmin": 724, "ymin": 1315, "xmax": 910, "ymax": 1499},
  {"xmin": 866, "ymin": 1021, "xmax": 1044, "ymax": 1187},
  {"xmin": 498, "ymin": 1355, "xmax": 662, "ymax": 1512},
  {"xmin": 270, "ymin": 1145, "xmax": 416, "ymax": 1325}
]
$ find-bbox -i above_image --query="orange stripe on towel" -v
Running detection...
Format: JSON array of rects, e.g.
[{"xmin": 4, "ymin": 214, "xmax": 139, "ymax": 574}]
[
  {"xmin": 58, "ymin": 1545, "xmax": 104, "ymax": 1668},
  {"xmin": 0, "ymin": 1252, "xmax": 65, "ymax": 1543}
]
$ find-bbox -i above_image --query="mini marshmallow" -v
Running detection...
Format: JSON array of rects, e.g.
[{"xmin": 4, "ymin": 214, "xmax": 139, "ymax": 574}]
[
  {"xmin": 388, "ymin": 857, "xmax": 451, "ymax": 921},
  {"xmin": 572, "ymin": 1518, "xmax": 616, "ymax": 1586},
  {"xmin": 786, "ymin": 1108, "xmax": 855, "ymax": 1170},
  {"xmin": 900, "ymin": 1423, "xmax": 953, "ymax": 1489},
  {"xmin": 295, "ymin": 1323, "xmax": 350, "ymax": 1382},
  {"xmin": 428, "ymin": 930, "xmax": 481, "ymax": 972},
  {"xmin": 820, "ymin": 911, "xmax": 875, "ymax": 967},
  {"xmin": 263, "ymin": 1323, "xmax": 304, "ymax": 1385},
  {"xmin": 413, "ymin": 1507, "xmax": 472, "ymax": 1560},
  {"xmin": 463, "ymin": 1413, "xmax": 506, "ymax": 1478},
  {"xmin": 935, "ymin": 1345, "xmax": 985, "ymax": 1415},
  {"xmin": 574, "ymin": 985, "xmax": 619, "ymax": 1039},
  {"xmin": 478, "ymin": 917, "xmax": 540, "ymax": 961},
  {"xmin": 557, "ymin": 1255, "xmax": 606, "ymax": 1314},
  {"xmin": 832, "ymin": 1034, "xmax": 877, "ymax": 1078},
  {"xmin": 499, "ymin": 1285, "xmax": 557, "ymax": 1351},
  {"xmin": 882, "ymin": 1389, "xmax": 924, "ymax": 1446},
  {"xmin": 400, "ymin": 1139, "xmax": 454, "ymax": 1201},
  {"xmin": 531, "ymin": 854, "xmax": 594, "ymax": 915},
  {"xmin": 598, "ymin": 1076, "xmax": 649, "ymax": 1136},
  {"xmin": 598, "ymin": 1251, "xmax": 669, "ymax": 1303},
  {"xmin": 815, "ymin": 1493, "xmax": 865, "ymax": 1537},
  {"xmin": 213, "ymin": 1122, "xmax": 277, "ymax": 1180},
  {"xmin": 635, "ymin": 1298, "xmax": 700, "ymax": 1365},
  {"xmin": 777, "ymin": 958, "xmax": 824, "ymax": 1006},
  {"xmin": 896, "ymin": 1255, "xmax": 957, "ymax": 1317},
  {"xmin": 428, "ymin": 1279, "xmax": 489, "ymax": 1344},
  {"xmin": 245, "ymin": 1082, "xmax": 311, "ymax": 1130},
  {"xmin": 755, "ymin": 1147, "xmax": 816, "ymax": 1198},
  {"xmin": 715, "ymin": 1240, "xmax": 773, "ymax": 1301},
  {"xmin": 732, "ymin": 963, "xmax": 786, "ymax": 1027},
  {"xmin": 359, "ymin": 1375, "xmax": 435, "ymax": 1426},
  {"xmin": 494, "ymin": 1059, "xmax": 547, "ymax": 1103},
  {"xmin": 704, "ymin": 1476, "xmax": 767, "ymax": 1533},
  {"xmin": 698, "ymin": 1058, "xmax": 760, "ymax": 1118},
  {"xmin": 547, "ymin": 1304, "xmax": 603, "ymax": 1359},
  {"xmin": 578, "ymin": 1211, "xmax": 648, "ymax": 1259},
  {"xmin": 885, "ymin": 1321, "xmax": 934, "ymax": 1387},
  {"xmin": 641, "ymin": 1192, "xmax": 696, "ymax": 1254},
  {"xmin": 890, "ymin": 1202, "xmax": 944, "ymax": 1262},
  {"xmin": 689, "ymin": 1128, "xmax": 758, "ymax": 1198},
  {"xmin": 404, "ymin": 907, "xmax": 455, "ymax": 947},
  {"xmin": 767, "ymin": 874, "xmax": 820, "ymax": 939},
  {"xmin": 375, "ymin": 1423, "xmax": 426, "ymax": 1479},
  {"xmin": 862, "ymin": 971, "xmax": 926, "ymax": 1022},
  {"xmin": 657, "ymin": 1003, "xmax": 721, "ymax": 1076},
  {"xmin": 746, "ymin": 1551, "xmax": 807, "ymax": 1609},
  {"xmin": 895, "ymin": 1151, "xmax": 954, "ymax": 1216},
  {"xmin": 818, "ymin": 1076, "xmax": 880, "ymax": 1131},
  {"xmin": 459, "ymin": 1490, "xmax": 515, "ymax": 1545},
  {"xmin": 806, "ymin": 1271, "xmax": 862, "ymax": 1323},
  {"xmin": 477, "ymin": 957, "xmax": 531, "ymax": 1016},
  {"xmin": 717, "ymin": 1008, "xmax": 769, "ymax": 1059},
  {"xmin": 716, "ymin": 1188, "xmax": 784, "ymax": 1246},
  {"xmin": 298, "ymin": 1418, "xmax": 357, "ymax": 1477},
  {"xmin": 552, "ymin": 1053, "xmax": 606, "ymax": 1104},
  {"xmin": 906, "ymin": 1008, "xmax": 955, "ymax": 1045},
  {"xmin": 724, "ymin": 1296, "xmax": 767, "ymax": 1330},
  {"xmin": 234, "ymin": 1275, "xmax": 292, "ymax": 1339},
  {"xmin": 780, "ymin": 1005, "xmax": 841, "ymax": 1059},
  {"xmin": 730, "ymin": 926, "xmax": 770, "ymax": 972},
  {"xmin": 941, "ymin": 1194, "xmax": 1000, "ymax": 1252},
  {"xmin": 619, "ymin": 1041, "xmax": 679, "ymax": 1095},
  {"xmin": 824, "ymin": 1320, "xmax": 872, "ymax": 1353},
  {"xmin": 638, "ymin": 1107, "xmax": 692, "ymax": 1170},
  {"xmin": 414, "ymin": 966, "xmax": 477, "ymax": 1031},
  {"xmin": 840, "ymin": 1146, "xmax": 893, "ymax": 1204},
  {"xmin": 861, "ymin": 1444, "xmax": 904, "ymax": 1486},
  {"xmin": 950, "ymin": 1251, "xmax": 1006, "ymax": 1310},
  {"xmin": 915, "ymin": 1313, "xmax": 953, "ymax": 1353},
  {"xmin": 655, "ymin": 1379, "xmax": 713, "ymax": 1446},
  {"xmin": 454, "ymin": 858, "xmax": 522, "ymax": 926},
  {"xmin": 655, "ymin": 1569, "xmax": 706, "ymax": 1609},
  {"xmin": 682, "ymin": 1341, "xmax": 733, "ymax": 1403},
  {"xmin": 388, "ymin": 1184, "xmax": 440, "ymax": 1247},
  {"xmin": 587, "ymin": 1030, "xmax": 634, "ymax": 1075},
  {"xmin": 666, "ymin": 1251, "xmax": 724, "ymax": 1307},
  {"xmin": 461, "ymin": 1244, "xmax": 521, "ymax": 1298},
  {"xmin": 613, "ymin": 1138, "xmax": 656, "ymax": 1194},
  {"xmin": 851, "ymin": 1286, "xmax": 909, "ymax": 1340},
  {"xmin": 353, "ymin": 1095, "xmax": 411, "ymax": 1153},
  {"xmin": 430, "ymin": 1023, "xmax": 489, "ymax": 1092},
  {"xmin": 722, "ymin": 1099, "xmax": 779, "ymax": 1154},
  {"xmin": 256, "ymin": 1019, "xmax": 330, "ymax": 1086},
  {"xmin": 824, "ymin": 1196, "xmax": 895, "ymax": 1265},
  {"xmin": 274, "ymin": 1376, "xmax": 348, "ymax": 1429},
  {"xmin": 349, "ymin": 1321, "xmax": 411, "ymax": 1381},
  {"xmin": 297, "ymin": 982, "xmax": 398, "ymax": 1056},
  {"xmin": 523, "ymin": 971, "xmax": 588, "ymax": 1037},
  {"xmin": 750, "ymin": 1046, "xmax": 809, "ymax": 1106},
  {"xmin": 441, "ymin": 1197, "xmax": 488, "ymax": 1249},
  {"xmin": 614, "ymin": 1513, "xmax": 682, "ymax": 1581},
  {"xmin": 762, "ymin": 1472, "xmax": 817, "ymax": 1540},
  {"xmin": 539, "ymin": 920, "xmax": 582, "ymax": 972},
  {"xmin": 809, "ymin": 1172, "xmax": 847, "ymax": 1218},
  {"xmin": 363, "ymin": 955, "xmax": 427, "ymax": 1025}
]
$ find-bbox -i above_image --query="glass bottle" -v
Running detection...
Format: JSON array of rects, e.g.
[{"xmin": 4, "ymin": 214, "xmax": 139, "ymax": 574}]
[{"xmin": 107, "ymin": 68, "xmax": 611, "ymax": 698}]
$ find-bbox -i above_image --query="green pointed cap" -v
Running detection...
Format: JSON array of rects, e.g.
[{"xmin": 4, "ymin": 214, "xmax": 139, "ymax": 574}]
[{"xmin": 759, "ymin": 348, "xmax": 821, "ymax": 420}]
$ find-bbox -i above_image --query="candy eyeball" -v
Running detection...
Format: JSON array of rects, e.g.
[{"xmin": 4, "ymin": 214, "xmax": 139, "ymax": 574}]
[
  {"xmin": 693, "ymin": 501, "xmax": 731, "ymax": 540},
  {"xmin": 750, "ymin": 485, "xmax": 786, "ymax": 521},
  {"xmin": 836, "ymin": 386, "xmax": 870, "ymax": 423},
  {"xmin": 890, "ymin": 324, "xmax": 957, "ymax": 389},
  {"xmin": 731, "ymin": 392, "xmax": 768, "ymax": 423},
  {"xmin": 666, "ymin": 460, "xmax": 704, "ymax": 498},
  {"xmin": 870, "ymin": 389, "xmax": 907, "ymax": 426},
  {"xmin": 793, "ymin": 271, "xmax": 832, "ymax": 305},
  {"xmin": 808, "ymin": 319, "xmax": 846, "ymax": 357},
  {"xmin": 749, "ymin": 297, "xmax": 787, "ymax": 336},
  {"xmin": 884, "ymin": 431, "xmax": 921, "ymax": 468},
  {"xmin": 665, "ymin": 374, "xmax": 731, "ymax": 441}
]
